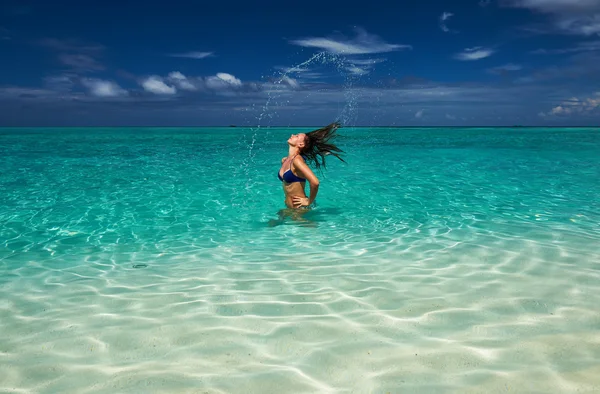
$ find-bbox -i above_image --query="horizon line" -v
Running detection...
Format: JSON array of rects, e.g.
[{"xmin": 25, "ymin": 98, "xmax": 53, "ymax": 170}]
[{"xmin": 1, "ymin": 125, "xmax": 599, "ymax": 129}]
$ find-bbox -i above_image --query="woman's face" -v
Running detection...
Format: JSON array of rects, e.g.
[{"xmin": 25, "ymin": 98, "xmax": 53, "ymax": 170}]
[{"xmin": 288, "ymin": 133, "xmax": 306, "ymax": 148}]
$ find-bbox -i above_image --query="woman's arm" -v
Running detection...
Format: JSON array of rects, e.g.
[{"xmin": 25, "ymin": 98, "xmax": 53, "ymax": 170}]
[{"xmin": 292, "ymin": 157, "xmax": 320, "ymax": 207}]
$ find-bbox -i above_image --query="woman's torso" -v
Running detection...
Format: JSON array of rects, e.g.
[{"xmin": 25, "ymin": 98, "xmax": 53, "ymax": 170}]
[{"xmin": 278, "ymin": 156, "xmax": 306, "ymax": 208}]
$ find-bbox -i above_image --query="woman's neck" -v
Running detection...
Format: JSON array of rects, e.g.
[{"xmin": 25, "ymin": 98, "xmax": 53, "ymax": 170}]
[{"xmin": 288, "ymin": 147, "xmax": 301, "ymax": 157}]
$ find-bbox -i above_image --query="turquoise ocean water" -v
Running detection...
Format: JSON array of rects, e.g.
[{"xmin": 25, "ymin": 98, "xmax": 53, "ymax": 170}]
[{"xmin": 1, "ymin": 127, "xmax": 600, "ymax": 393}]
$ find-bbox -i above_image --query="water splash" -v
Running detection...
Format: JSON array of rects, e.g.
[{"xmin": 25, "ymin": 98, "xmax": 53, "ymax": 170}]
[
  {"xmin": 236, "ymin": 51, "xmax": 375, "ymax": 209},
  {"xmin": 244, "ymin": 52, "xmax": 328, "ymax": 172}
]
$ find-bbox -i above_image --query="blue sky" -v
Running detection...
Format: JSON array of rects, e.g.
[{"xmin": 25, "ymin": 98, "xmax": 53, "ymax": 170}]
[{"xmin": 1, "ymin": 0, "xmax": 599, "ymax": 126}]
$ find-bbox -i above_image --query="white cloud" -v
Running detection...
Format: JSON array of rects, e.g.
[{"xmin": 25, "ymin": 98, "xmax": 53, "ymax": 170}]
[
  {"xmin": 346, "ymin": 66, "xmax": 369, "ymax": 75},
  {"xmin": 58, "ymin": 54, "xmax": 104, "ymax": 71},
  {"xmin": 479, "ymin": 0, "xmax": 492, "ymax": 6},
  {"xmin": 454, "ymin": 47, "xmax": 495, "ymax": 60},
  {"xmin": 276, "ymin": 60, "xmax": 382, "ymax": 81},
  {"xmin": 44, "ymin": 75, "xmax": 75, "ymax": 92},
  {"xmin": 168, "ymin": 71, "xmax": 185, "ymax": 80},
  {"xmin": 556, "ymin": 15, "xmax": 600, "ymax": 36},
  {"xmin": 206, "ymin": 73, "xmax": 242, "ymax": 90},
  {"xmin": 275, "ymin": 66, "xmax": 324, "ymax": 80},
  {"xmin": 540, "ymin": 92, "xmax": 600, "ymax": 116},
  {"xmin": 290, "ymin": 27, "xmax": 411, "ymax": 55},
  {"xmin": 8, "ymin": 75, "xmax": 594, "ymax": 126},
  {"xmin": 138, "ymin": 72, "xmax": 246, "ymax": 95},
  {"xmin": 277, "ymin": 66, "xmax": 310, "ymax": 73},
  {"xmin": 347, "ymin": 58, "xmax": 386, "ymax": 66},
  {"xmin": 267, "ymin": 75, "xmax": 300, "ymax": 91},
  {"xmin": 505, "ymin": 0, "xmax": 599, "ymax": 13},
  {"xmin": 342, "ymin": 58, "xmax": 386, "ymax": 76},
  {"xmin": 81, "ymin": 79, "xmax": 127, "ymax": 97},
  {"xmin": 297, "ymin": 72, "xmax": 324, "ymax": 80},
  {"xmin": 440, "ymin": 12, "xmax": 455, "ymax": 32},
  {"xmin": 38, "ymin": 38, "xmax": 105, "ymax": 54},
  {"xmin": 487, "ymin": 63, "xmax": 523, "ymax": 74},
  {"xmin": 280, "ymin": 76, "xmax": 299, "ymax": 89},
  {"xmin": 446, "ymin": 114, "xmax": 457, "ymax": 120},
  {"xmin": 141, "ymin": 76, "xmax": 176, "ymax": 95},
  {"xmin": 167, "ymin": 71, "xmax": 197, "ymax": 91},
  {"xmin": 169, "ymin": 51, "xmax": 214, "ymax": 59},
  {"xmin": 441, "ymin": 12, "xmax": 454, "ymax": 21},
  {"xmin": 0, "ymin": 87, "xmax": 56, "ymax": 99},
  {"xmin": 415, "ymin": 109, "xmax": 425, "ymax": 118},
  {"xmin": 532, "ymin": 40, "xmax": 600, "ymax": 54},
  {"xmin": 503, "ymin": 0, "xmax": 600, "ymax": 35},
  {"xmin": 39, "ymin": 38, "xmax": 105, "ymax": 73}
]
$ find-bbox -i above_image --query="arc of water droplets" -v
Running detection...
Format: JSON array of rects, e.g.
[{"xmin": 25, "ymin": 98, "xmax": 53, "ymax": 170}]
[{"xmin": 238, "ymin": 52, "xmax": 367, "ymax": 208}]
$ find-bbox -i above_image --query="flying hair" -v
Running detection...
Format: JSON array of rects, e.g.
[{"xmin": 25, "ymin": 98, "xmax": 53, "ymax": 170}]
[{"xmin": 301, "ymin": 122, "xmax": 346, "ymax": 171}]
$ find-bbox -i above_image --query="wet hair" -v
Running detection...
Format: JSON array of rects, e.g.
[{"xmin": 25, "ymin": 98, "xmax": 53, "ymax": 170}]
[{"xmin": 301, "ymin": 122, "xmax": 346, "ymax": 171}]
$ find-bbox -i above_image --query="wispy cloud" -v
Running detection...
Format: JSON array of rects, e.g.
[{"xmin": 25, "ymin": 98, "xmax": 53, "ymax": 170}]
[
  {"xmin": 454, "ymin": 46, "xmax": 495, "ymax": 60},
  {"xmin": 279, "ymin": 76, "xmax": 300, "ymax": 89},
  {"xmin": 275, "ymin": 66, "xmax": 324, "ymax": 81},
  {"xmin": 539, "ymin": 92, "xmax": 600, "ymax": 116},
  {"xmin": 479, "ymin": 0, "xmax": 492, "ymax": 7},
  {"xmin": 168, "ymin": 51, "xmax": 214, "ymax": 59},
  {"xmin": 0, "ymin": 87, "xmax": 57, "ymax": 100},
  {"xmin": 415, "ymin": 109, "xmax": 425, "ymax": 118},
  {"xmin": 556, "ymin": 16, "xmax": 600, "ymax": 36},
  {"xmin": 439, "ymin": 12, "xmax": 455, "ymax": 33},
  {"xmin": 38, "ymin": 38, "xmax": 103, "ymax": 52},
  {"xmin": 275, "ymin": 56, "xmax": 385, "ymax": 82},
  {"xmin": 290, "ymin": 27, "xmax": 411, "ymax": 55},
  {"xmin": 141, "ymin": 76, "xmax": 177, "ymax": 95},
  {"xmin": 345, "ymin": 66, "xmax": 369, "ymax": 75},
  {"xmin": 532, "ymin": 40, "xmax": 600, "ymax": 54},
  {"xmin": 502, "ymin": 0, "xmax": 600, "ymax": 36},
  {"xmin": 346, "ymin": 58, "xmax": 386, "ymax": 66},
  {"xmin": 343, "ymin": 57, "xmax": 386, "ymax": 76},
  {"xmin": 277, "ymin": 66, "xmax": 309, "ymax": 73},
  {"xmin": 39, "ymin": 38, "xmax": 105, "ymax": 72},
  {"xmin": 295, "ymin": 72, "xmax": 324, "ymax": 80},
  {"xmin": 504, "ymin": 0, "xmax": 599, "ymax": 13},
  {"xmin": 487, "ymin": 63, "xmax": 523, "ymax": 74},
  {"xmin": 58, "ymin": 54, "xmax": 104, "ymax": 71},
  {"xmin": 81, "ymin": 79, "xmax": 127, "ymax": 97},
  {"xmin": 516, "ymin": 51, "xmax": 600, "ymax": 84},
  {"xmin": 43, "ymin": 75, "xmax": 76, "ymax": 92}
]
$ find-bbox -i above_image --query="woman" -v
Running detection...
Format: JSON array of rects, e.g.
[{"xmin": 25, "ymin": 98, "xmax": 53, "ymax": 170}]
[{"xmin": 278, "ymin": 122, "xmax": 345, "ymax": 209}]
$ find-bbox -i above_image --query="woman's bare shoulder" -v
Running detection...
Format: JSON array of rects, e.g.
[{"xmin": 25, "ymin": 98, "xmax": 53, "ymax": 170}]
[
  {"xmin": 293, "ymin": 155, "xmax": 306, "ymax": 163},
  {"xmin": 292, "ymin": 155, "xmax": 310, "ymax": 171}
]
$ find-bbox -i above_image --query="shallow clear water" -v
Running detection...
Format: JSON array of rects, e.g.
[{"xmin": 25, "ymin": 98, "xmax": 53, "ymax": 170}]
[{"xmin": 1, "ymin": 127, "xmax": 600, "ymax": 393}]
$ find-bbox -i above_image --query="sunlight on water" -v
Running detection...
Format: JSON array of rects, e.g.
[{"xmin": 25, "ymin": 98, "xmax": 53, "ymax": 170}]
[{"xmin": 1, "ymin": 127, "xmax": 600, "ymax": 393}]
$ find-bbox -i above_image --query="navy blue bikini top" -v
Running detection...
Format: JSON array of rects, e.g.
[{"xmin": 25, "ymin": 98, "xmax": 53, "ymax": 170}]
[{"xmin": 278, "ymin": 155, "xmax": 306, "ymax": 183}]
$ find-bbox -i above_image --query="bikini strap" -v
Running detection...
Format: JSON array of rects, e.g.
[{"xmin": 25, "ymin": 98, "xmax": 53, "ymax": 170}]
[{"xmin": 289, "ymin": 155, "xmax": 298, "ymax": 171}]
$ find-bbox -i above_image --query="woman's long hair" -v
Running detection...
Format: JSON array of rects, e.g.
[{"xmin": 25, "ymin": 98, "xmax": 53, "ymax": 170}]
[{"xmin": 301, "ymin": 122, "xmax": 346, "ymax": 171}]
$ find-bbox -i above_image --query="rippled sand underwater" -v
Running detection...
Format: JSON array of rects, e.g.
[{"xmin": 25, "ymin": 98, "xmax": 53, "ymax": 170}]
[{"xmin": 1, "ymin": 127, "xmax": 600, "ymax": 393}]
